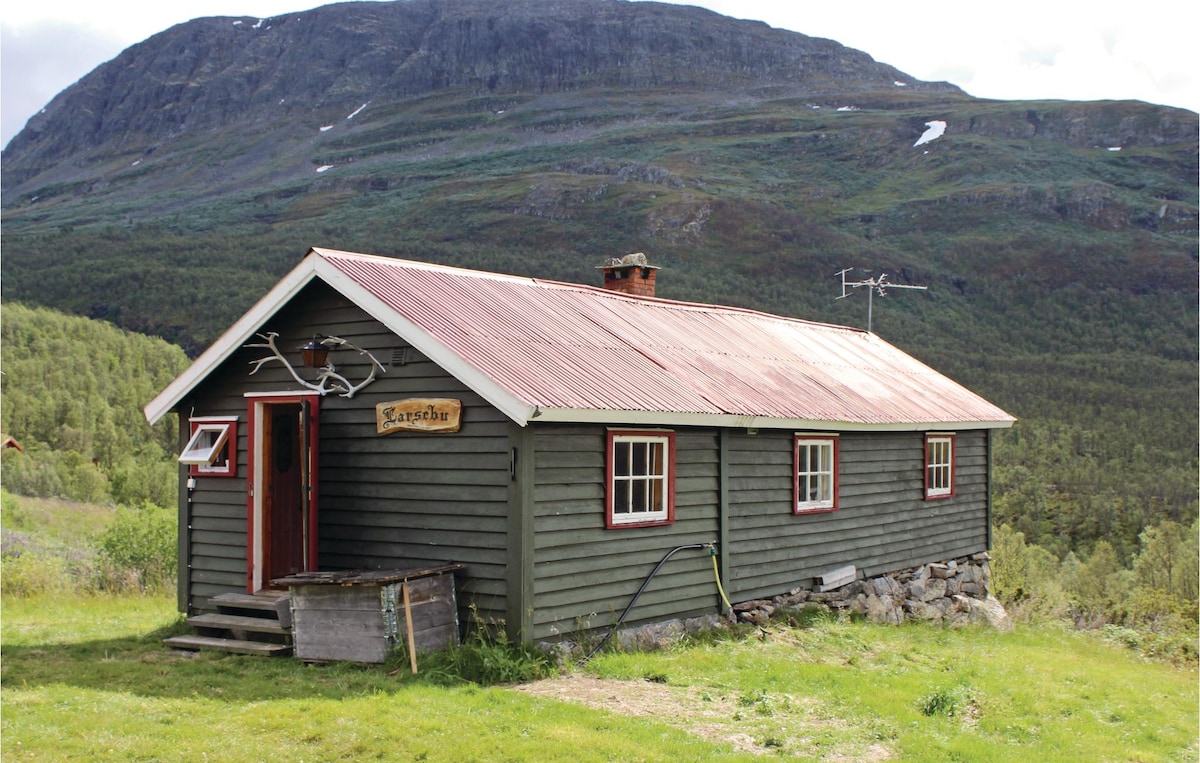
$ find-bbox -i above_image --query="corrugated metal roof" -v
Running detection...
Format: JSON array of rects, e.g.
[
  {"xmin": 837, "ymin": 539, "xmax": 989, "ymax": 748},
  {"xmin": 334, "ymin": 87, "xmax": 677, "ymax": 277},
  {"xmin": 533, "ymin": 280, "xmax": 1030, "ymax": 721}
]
[{"xmin": 318, "ymin": 249, "xmax": 1014, "ymax": 429}]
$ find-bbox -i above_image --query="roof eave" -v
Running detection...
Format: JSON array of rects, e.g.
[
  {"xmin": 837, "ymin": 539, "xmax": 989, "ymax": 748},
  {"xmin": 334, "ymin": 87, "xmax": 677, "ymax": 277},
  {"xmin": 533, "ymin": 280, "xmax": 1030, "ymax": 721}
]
[{"xmin": 528, "ymin": 406, "xmax": 1016, "ymax": 431}]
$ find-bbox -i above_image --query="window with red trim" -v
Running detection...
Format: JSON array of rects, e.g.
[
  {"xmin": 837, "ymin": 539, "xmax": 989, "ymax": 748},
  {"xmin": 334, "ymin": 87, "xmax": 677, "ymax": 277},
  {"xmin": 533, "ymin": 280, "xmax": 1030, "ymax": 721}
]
[
  {"xmin": 794, "ymin": 435, "xmax": 839, "ymax": 513},
  {"xmin": 180, "ymin": 417, "xmax": 238, "ymax": 477},
  {"xmin": 606, "ymin": 430, "xmax": 675, "ymax": 528},
  {"xmin": 925, "ymin": 433, "xmax": 955, "ymax": 499}
]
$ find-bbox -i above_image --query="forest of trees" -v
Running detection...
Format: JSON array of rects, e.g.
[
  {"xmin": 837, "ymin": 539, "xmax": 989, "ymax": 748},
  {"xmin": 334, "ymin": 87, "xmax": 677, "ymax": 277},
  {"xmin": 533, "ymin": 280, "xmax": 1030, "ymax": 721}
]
[{"xmin": 0, "ymin": 303, "xmax": 187, "ymax": 507}]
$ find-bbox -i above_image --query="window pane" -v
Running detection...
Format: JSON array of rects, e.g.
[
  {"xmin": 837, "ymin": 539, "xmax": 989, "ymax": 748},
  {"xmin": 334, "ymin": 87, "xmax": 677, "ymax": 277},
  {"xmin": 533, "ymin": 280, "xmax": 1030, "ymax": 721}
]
[
  {"xmin": 615, "ymin": 442, "xmax": 631, "ymax": 476},
  {"xmin": 632, "ymin": 478, "xmax": 648, "ymax": 512},
  {"xmin": 632, "ymin": 442, "xmax": 648, "ymax": 475},
  {"xmin": 651, "ymin": 477, "xmax": 664, "ymax": 511},
  {"xmin": 613, "ymin": 480, "xmax": 630, "ymax": 513}
]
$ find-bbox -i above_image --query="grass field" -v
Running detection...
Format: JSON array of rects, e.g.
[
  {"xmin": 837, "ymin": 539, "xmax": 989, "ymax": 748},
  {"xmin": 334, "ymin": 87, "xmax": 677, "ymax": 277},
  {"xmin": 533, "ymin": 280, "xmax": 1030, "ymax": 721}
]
[{"xmin": 1, "ymin": 594, "xmax": 1195, "ymax": 762}]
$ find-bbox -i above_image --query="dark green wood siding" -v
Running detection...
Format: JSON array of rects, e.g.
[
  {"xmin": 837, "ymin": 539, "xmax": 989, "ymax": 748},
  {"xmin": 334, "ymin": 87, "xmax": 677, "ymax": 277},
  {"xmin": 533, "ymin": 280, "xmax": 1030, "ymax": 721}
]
[
  {"xmin": 726, "ymin": 430, "xmax": 989, "ymax": 601},
  {"xmin": 176, "ymin": 283, "xmax": 511, "ymax": 623},
  {"xmin": 529, "ymin": 425, "xmax": 721, "ymax": 640}
]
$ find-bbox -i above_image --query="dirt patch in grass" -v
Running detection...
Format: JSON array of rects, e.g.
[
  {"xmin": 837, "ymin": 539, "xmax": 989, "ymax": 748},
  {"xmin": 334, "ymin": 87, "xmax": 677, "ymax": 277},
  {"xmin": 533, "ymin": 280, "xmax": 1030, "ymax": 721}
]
[{"xmin": 513, "ymin": 674, "xmax": 892, "ymax": 760}]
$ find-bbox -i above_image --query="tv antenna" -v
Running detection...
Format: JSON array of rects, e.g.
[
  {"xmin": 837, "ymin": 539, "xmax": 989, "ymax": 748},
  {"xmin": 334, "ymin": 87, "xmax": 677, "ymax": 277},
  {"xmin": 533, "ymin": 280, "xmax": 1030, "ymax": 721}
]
[{"xmin": 836, "ymin": 268, "xmax": 928, "ymax": 333}]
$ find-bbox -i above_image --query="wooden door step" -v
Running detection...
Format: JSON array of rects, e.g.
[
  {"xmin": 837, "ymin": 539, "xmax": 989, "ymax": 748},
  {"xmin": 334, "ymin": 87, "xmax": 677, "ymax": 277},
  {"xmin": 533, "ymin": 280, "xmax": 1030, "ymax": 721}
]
[
  {"xmin": 211, "ymin": 592, "xmax": 287, "ymax": 611},
  {"xmin": 209, "ymin": 592, "xmax": 293, "ymax": 629},
  {"xmin": 164, "ymin": 635, "xmax": 292, "ymax": 656},
  {"xmin": 188, "ymin": 613, "xmax": 291, "ymax": 636}
]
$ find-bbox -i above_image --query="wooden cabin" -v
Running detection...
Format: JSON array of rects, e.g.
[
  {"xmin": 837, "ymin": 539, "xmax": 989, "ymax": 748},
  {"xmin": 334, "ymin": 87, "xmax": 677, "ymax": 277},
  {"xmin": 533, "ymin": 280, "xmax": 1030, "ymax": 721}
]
[{"xmin": 145, "ymin": 248, "xmax": 1014, "ymax": 644}]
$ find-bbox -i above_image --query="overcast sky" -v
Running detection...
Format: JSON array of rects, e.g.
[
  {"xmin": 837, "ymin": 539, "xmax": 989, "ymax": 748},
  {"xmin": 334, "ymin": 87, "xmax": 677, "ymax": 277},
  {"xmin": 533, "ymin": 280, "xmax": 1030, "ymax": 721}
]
[{"xmin": 3, "ymin": 0, "xmax": 1197, "ymax": 149}]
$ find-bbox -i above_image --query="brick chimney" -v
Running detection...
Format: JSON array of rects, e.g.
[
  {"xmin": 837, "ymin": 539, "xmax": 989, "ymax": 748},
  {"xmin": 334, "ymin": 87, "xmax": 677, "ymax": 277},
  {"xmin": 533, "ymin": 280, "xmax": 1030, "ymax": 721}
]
[{"xmin": 598, "ymin": 252, "xmax": 659, "ymax": 297}]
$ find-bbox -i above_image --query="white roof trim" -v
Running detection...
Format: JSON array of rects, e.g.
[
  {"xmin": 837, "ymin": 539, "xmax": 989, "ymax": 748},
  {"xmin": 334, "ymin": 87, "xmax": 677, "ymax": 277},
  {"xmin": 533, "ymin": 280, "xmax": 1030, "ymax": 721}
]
[
  {"xmin": 144, "ymin": 256, "xmax": 321, "ymax": 424},
  {"xmin": 530, "ymin": 406, "xmax": 1014, "ymax": 431}
]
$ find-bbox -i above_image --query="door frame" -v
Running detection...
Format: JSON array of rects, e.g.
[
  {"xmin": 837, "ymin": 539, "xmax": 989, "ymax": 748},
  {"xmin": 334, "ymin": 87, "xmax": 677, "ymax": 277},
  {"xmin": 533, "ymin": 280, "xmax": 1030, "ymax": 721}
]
[{"xmin": 245, "ymin": 392, "xmax": 321, "ymax": 592}]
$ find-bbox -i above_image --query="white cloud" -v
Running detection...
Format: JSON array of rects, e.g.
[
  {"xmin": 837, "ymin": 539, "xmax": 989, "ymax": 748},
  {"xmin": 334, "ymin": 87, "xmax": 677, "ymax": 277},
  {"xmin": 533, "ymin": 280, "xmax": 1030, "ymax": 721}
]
[{"xmin": 1, "ymin": 21, "xmax": 125, "ymax": 145}]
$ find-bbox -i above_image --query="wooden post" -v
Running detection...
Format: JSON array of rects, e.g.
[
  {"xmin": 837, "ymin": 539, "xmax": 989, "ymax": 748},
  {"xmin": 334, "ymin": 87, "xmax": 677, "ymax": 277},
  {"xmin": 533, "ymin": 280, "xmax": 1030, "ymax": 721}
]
[{"xmin": 402, "ymin": 582, "xmax": 418, "ymax": 674}]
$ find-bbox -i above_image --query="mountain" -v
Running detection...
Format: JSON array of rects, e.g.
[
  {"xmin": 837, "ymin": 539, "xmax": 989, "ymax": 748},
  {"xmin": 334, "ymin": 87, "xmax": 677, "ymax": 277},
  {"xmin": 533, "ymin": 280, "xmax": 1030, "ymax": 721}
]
[
  {"xmin": 0, "ymin": 0, "xmax": 1196, "ymax": 555},
  {"xmin": 2, "ymin": 0, "xmax": 959, "ymax": 196}
]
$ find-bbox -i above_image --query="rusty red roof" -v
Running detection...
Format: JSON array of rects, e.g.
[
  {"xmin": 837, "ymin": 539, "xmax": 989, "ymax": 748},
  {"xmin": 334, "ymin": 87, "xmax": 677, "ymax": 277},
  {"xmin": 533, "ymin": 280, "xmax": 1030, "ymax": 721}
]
[{"xmin": 146, "ymin": 248, "xmax": 1015, "ymax": 430}]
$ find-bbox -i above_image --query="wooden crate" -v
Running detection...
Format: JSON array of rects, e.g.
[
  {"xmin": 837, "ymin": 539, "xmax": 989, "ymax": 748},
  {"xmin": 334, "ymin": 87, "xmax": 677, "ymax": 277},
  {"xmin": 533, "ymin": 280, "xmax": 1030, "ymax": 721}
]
[{"xmin": 276, "ymin": 565, "xmax": 462, "ymax": 664}]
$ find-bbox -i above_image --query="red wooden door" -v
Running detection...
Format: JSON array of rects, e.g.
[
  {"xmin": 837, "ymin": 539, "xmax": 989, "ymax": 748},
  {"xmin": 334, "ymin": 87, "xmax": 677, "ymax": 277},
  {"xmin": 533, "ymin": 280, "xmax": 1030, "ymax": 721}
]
[{"xmin": 263, "ymin": 402, "xmax": 306, "ymax": 584}]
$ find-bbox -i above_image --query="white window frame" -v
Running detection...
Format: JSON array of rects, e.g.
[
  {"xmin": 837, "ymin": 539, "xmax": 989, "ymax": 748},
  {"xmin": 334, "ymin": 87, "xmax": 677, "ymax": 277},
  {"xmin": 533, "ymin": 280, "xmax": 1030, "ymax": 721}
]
[
  {"xmin": 607, "ymin": 430, "xmax": 675, "ymax": 528},
  {"xmin": 180, "ymin": 416, "xmax": 238, "ymax": 477},
  {"xmin": 925, "ymin": 433, "xmax": 955, "ymax": 499},
  {"xmin": 794, "ymin": 435, "xmax": 839, "ymax": 514}
]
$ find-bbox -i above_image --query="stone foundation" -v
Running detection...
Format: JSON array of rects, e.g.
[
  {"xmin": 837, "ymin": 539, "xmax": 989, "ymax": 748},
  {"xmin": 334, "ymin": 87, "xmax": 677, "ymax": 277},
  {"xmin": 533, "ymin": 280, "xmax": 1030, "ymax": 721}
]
[
  {"xmin": 543, "ymin": 554, "xmax": 1011, "ymax": 660},
  {"xmin": 732, "ymin": 553, "xmax": 1011, "ymax": 631}
]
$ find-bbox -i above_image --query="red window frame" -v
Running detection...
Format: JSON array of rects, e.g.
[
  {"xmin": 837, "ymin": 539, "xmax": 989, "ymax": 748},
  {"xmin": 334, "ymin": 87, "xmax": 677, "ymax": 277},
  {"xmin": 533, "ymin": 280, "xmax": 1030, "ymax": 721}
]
[
  {"xmin": 183, "ymin": 417, "xmax": 238, "ymax": 478},
  {"xmin": 793, "ymin": 435, "xmax": 839, "ymax": 514},
  {"xmin": 605, "ymin": 429, "xmax": 676, "ymax": 529},
  {"xmin": 924, "ymin": 433, "xmax": 956, "ymax": 499}
]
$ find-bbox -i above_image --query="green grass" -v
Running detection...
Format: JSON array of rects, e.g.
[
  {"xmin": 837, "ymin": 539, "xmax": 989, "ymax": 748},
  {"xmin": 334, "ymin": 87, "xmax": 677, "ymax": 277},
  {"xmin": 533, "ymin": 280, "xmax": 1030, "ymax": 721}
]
[
  {"xmin": 2, "ymin": 596, "xmax": 1195, "ymax": 761},
  {"xmin": 590, "ymin": 618, "xmax": 1199, "ymax": 760}
]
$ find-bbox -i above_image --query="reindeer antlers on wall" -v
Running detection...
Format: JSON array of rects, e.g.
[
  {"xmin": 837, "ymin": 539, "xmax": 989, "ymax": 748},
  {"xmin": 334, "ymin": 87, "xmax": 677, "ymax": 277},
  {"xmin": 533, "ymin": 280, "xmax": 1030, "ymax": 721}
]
[{"xmin": 246, "ymin": 332, "xmax": 386, "ymax": 398}]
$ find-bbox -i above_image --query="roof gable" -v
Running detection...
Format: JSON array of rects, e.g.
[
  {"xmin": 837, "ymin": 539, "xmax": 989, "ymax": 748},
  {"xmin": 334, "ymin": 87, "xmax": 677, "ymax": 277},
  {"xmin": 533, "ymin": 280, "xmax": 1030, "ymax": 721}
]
[{"xmin": 146, "ymin": 248, "xmax": 1015, "ymax": 430}]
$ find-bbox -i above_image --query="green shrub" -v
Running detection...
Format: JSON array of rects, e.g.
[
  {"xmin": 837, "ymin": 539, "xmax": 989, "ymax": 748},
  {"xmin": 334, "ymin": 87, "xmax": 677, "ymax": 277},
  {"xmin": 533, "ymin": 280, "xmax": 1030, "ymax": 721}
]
[
  {"xmin": 0, "ymin": 550, "xmax": 93, "ymax": 596},
  {"xmin": 1, "ymin": 489, "xmax": 30, "ymax": 530},
  {"xmin": 991, "ymin": 523, "xmax": 1070, "ymax": 621},
  {"xmin": 109, "ymin": 447, "xmax": 178, "ymax": 507},
  {"xmin": 419, "ymin": 610, "xmax": 556, "ymax": 685},
  {"xmin": 96, "ymin": 503, "xmax": 176, "ymax": 593},
  {"xmin": 1, "ymin": 448, "xmax": 66, "ymax": 499},
  {"xmin": 918, "ymin": 683, "xmax": 982, "ymax": 718}
]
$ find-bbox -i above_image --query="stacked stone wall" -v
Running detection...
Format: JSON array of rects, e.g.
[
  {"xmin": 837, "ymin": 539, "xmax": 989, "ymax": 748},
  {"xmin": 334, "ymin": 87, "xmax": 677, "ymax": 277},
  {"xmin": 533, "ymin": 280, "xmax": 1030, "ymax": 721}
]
[{"xmin": 733, "ymin": 553, "xmax": 1011, "ymax": 631}]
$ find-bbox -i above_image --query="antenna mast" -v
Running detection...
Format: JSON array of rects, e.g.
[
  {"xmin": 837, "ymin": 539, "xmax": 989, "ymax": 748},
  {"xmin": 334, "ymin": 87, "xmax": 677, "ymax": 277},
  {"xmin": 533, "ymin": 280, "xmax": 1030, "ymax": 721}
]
[{"xmin": 836, "ymin": 268, "xmax": 928, "ymax": 333}]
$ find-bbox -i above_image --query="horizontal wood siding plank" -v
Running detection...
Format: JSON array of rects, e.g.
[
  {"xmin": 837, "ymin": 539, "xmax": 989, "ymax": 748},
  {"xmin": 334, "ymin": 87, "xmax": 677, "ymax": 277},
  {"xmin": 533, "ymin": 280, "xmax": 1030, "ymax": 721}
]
[
  {"xmin": 322, "ymin": 513, "xmax": 507, "ymax": 534},
  {"xmin": 189, "ymin": 516, "xmax": 245, "ymax": 534},
  {"xmin": 320, "ymin": 527, "xmax": 509, "ymax": 556},
  {"xmin": 190, "ymin": 540, "xmax": 245, "ymax": 560},
  {"xmin": 535, "ymin": 527, "xmax": 721, "ymax": 560}
]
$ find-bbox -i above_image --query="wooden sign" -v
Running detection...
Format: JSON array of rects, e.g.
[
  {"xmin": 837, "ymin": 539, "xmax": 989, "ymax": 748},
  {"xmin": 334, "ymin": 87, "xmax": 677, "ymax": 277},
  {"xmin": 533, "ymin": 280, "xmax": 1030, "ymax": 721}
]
[{"xmin": 376, "ymin": 398, "xmax": 462, "ymax": 435}]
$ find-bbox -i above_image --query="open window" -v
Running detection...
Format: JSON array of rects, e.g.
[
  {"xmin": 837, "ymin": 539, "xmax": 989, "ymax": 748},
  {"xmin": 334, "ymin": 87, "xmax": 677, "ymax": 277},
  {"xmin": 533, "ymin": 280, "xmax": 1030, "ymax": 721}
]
[
  {"xmin": 180, "ymin": 416, "xmax": 238, "ymax": 477},
  {"xmin": 794, "ymin": 435, "xmax": 839, "ymax": 513},
  {"xmin": 924, "ymin": 433, "xmax": 955, "ymax": 499},
  {"xmin": 606, "ymin": 430, "xmax": 675, "ymax": 528}
]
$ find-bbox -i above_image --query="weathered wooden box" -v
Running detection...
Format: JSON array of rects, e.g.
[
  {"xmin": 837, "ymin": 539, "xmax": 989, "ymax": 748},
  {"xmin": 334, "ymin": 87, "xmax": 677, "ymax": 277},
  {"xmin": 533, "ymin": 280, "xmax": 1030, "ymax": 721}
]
[{"xmin": 274, "ymin": 565, "xmax": 462, "ymax": 664}]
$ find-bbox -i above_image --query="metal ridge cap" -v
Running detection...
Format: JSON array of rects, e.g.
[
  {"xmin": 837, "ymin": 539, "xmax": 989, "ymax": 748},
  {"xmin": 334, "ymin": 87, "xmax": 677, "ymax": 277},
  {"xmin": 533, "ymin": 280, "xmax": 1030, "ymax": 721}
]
[
  {"xmin": 314, "ymin": 247, "xmax": 540, "ymax": 286},
  {"xmin": 527, "ymin": 277, "xmax": 869, "ymax": 335}
]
